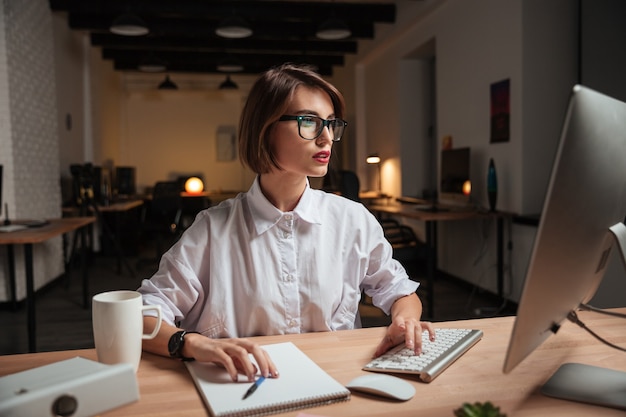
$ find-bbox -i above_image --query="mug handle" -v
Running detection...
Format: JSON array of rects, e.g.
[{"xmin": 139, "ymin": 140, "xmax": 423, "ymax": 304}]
[{"xmin": 141, "ymin": 305, "xmax": 162, "ymax": 340}]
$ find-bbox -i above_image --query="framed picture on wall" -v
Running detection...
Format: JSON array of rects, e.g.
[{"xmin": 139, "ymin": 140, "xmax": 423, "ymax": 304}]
[
  {"xmin": 490, "ymin": 79, "xmax": 510, "ymax": 143},
  {"xmin": 216, "ymin": 125, "xmax": 236, "ymax": 161}
]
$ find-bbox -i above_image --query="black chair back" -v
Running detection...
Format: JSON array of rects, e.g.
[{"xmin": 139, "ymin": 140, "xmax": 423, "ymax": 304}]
[{"xmin": 339, "ymin": 170, "xmax": 360, "ymax": 202}]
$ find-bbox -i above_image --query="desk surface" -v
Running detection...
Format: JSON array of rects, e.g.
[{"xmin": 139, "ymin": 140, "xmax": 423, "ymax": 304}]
[
  {"xmin": 62, "ymin": 200, "xmax": 144, "ymax": 215},
  {"xmin": 1, "ymin": 310, "xmax": 625, "ymax": 416},
  {"xmin": 97, "ymin": 199, "xmax": 144, "ymax": 212},
  {"xmin": 0, "ymin": 217, "xmax": 95, "ymax": 245},
  {"xmin": 368, "ymin": 203, "xmax": 510, "ymax": 222}
]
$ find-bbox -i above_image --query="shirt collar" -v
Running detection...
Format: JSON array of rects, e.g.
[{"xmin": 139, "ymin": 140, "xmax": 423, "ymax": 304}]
[{"xmin": 248, "ymin": 176, "xmax": 322, "ymax": 235}]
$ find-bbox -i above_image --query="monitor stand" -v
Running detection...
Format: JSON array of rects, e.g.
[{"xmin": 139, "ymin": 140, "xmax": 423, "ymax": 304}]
[
  {"xmin": 541, "ymin": 222, "xmax": 626, "ymax": 410},
  {"xmin": 541, "ymin": 363, "xmax": 626, "ymax": 410}
]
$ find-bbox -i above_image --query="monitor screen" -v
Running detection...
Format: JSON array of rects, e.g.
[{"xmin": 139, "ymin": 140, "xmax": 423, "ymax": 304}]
[
  {"xmin": 439, "ymin": 147, "xmax": 470, "ymax": 206},
  {"xmin": 115, "ymin": 166, "xmax": 136, "ymax": 196},
  {"xmin": 502, "ymin": 85, "xmax": 626, "ymax": 407}
]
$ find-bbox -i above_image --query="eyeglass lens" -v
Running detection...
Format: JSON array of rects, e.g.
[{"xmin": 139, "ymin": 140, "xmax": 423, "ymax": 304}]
[{"xmin": 298, "ymin": 116, "xmax": 345, "ymax": 141}]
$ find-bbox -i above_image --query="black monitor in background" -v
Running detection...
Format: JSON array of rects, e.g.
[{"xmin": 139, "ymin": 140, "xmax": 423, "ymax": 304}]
[
  {"xmin": 439, "ymin": 147, "xmax": 470, "ymax": 207},
  {"xmin": 502, "ymin": 85, "xmax": 626, "ymax": 409},
  {"xmin": 115, "ymin": 166, "xmax": 136, "ymax": 197}
]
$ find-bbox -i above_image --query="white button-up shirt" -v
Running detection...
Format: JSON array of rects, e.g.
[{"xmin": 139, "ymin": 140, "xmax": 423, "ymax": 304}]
[{"xmin": 138, "ymin": 177, "xmax": 418, "ymax": 338}]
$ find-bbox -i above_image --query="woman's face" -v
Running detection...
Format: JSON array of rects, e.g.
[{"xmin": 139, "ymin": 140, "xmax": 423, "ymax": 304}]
[{"xmin": 270, "ymin": 86, "xmax": 335, "ymax": 178}]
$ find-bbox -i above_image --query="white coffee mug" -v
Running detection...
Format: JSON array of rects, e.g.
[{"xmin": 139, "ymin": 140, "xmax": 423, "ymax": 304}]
[{"xmin": 92, "ymin": 290, "xmax": 161, "ymax": 372}]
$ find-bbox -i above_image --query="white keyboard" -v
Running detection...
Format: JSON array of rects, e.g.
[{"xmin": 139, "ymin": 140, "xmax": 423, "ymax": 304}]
[{"xmin": 363, "ymin": 328, "xmax": 483, "ymax": 382}]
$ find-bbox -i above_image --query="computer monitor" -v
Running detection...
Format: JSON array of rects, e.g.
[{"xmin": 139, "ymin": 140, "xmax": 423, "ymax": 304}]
[
  {"xmin": 503, "ymin": 85, "xmax": 626, "ymax": 409},
  {"xmin": 115, "ymin": 166, "xmax": 136, "ymax": 197},
  {"xmin": 439, "ymin": 147, "xmax": 470, "ymax": 206}
]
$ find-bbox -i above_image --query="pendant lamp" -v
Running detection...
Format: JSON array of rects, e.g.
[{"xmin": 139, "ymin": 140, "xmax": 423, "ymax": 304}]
[
  {"xmin": 110, "ymin": 13, "xmax": 149, "ymax": 36},
  {"xmin": 158, "ymin": 75, "xmax": 178, "ymax": 90},
  {"xmin": 219, "ymin": 75, "xmax": 238, "ymax": 90},
  {"xmin": 215, "ymin": 15, "xmax": 253, "ymax": 39},
  {"xmin": 316, "ymin": 16, "xmax": 351, "ymax": 40}
]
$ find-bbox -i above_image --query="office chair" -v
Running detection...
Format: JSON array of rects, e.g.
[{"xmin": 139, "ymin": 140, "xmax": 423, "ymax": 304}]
[
  {"xmin": 138, "ymin": 181, "xmax": 183, "ymax": 268},
  {"xmin": 380, "ymin": 219, "xmax": 433, "ymax": 318},
  {"xmin": 181, "ymin": 195, "xmax": 211, "ymax": 229},
  {"xmin": 339, "ymin": 170, "xmax": 361, "ymax": 202}
]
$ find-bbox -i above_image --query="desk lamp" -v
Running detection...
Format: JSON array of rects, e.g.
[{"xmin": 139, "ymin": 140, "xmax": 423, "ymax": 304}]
[
  {"xmin": 366, "ymin": 154, "xmax": 382, "ymax": 193},
  {"xmin": 463, "ymin": 180, "xmax": 472, "ymax": 197},
  {"xmin": 184, "ymin": 177, "xmax": 204, "ymax": 195}
]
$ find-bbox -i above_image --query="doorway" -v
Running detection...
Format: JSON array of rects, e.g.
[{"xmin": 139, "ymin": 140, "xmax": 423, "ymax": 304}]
[{"xmin": 399, "ymin": 38, "xmax": 437, "ymax": 200}]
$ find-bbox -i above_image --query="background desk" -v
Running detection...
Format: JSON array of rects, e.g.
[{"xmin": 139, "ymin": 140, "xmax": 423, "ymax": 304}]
[
  {"xmin": 64, "ymin": 200, "xmax": 143, "ymax": 276},
  {"xmin": 0, "ymin": 217, "xmax": 95, "ymax": 352},
  {"xmin": 369, "ymin": 204, "xmax": 509, "ymax": 319},
  {"xmin": 1, "ymin": 309, "xmax": 624, "ymax": 416}
]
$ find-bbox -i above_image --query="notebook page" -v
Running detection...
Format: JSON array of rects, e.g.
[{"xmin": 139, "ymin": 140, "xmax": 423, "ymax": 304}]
[{"xmin": 185, "ymin": 341, "xmax": 350, "ymax": 417}]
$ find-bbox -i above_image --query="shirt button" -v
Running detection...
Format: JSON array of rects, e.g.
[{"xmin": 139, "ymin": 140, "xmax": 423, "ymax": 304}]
[
  {"xmin": 284, "ymin": 214, "xmax": 293, "ymax": 221},
  {"xmin": 288, "ymin": 319, "xmax": 298, "ymax": 327}
]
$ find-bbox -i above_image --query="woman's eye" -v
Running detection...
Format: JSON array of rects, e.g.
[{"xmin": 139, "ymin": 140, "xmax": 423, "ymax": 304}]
[{"xmin": 301, "ymin": 117, "xmax": 317, "ymax": 128}]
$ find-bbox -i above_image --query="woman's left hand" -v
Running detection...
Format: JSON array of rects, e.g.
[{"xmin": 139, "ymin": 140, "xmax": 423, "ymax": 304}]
[
  {"xmin": 374, "ymin": 318, "xmax": 435, "ymax": 357},
  {"xmin": 373, "ymin": 293, "xmax": 435, "ymax": 357}
]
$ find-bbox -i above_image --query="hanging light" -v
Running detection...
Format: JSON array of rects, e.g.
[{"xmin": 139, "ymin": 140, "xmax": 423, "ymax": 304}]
[
  {"xmin": 138, "ymin": 53, "xmax": 167, "ymax": 73},
  {"xmin": 216, "ymin": 57, "xmax": 244, "ymax": 73},
  {"xmin": 158, "ymin": 75, "xmax": 178, "ymax": 90},
  {"xmin": 219, "ymin": 75, "xmax": 238, "ymax": 90},
  {"xmin": 110, "ymin": 13, "xmax": 149, "ymax": 36},
  {"xmin": 215, "ymin": 15, "xmax": 252, "ymax": 39},
  {"xmin": 316, "ymin": 16, "xmax": 351, "ymax": 40}
]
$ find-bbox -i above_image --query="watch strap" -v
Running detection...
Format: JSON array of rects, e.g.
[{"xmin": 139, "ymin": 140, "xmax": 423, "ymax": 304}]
[{"xmin": 168, "ymin": 330, "xmax": 200, "ymax": 361}]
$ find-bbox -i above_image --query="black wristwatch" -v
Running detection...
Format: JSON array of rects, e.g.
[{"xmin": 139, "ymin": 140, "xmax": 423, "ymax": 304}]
[{"xmin": 168, "ymin": 330, "xmax": 200, "ymax": 361}]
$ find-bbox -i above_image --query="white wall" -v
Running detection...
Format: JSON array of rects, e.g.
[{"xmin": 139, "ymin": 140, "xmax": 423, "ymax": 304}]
[
  {"xmin": 86, "ymin": 69, "xmax": 260, "ymax": 195},
  {"xmin": 53, "ymin": 12, "xmax": 85, "ymax": 180},
  {"xmin": 351, "ymin": 0, "xmax": 578, "ymax": 302},
  {"xmin": 0, "ymin": 0, "xmax": 64, "ymax": 302},
  {"xmin": 120, "ymin": 88, "xmax": 253, "ymax": 193}
]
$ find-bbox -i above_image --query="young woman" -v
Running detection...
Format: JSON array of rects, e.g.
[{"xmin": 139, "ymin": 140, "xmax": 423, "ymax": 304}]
[{"xmin": 138, "ymin": 63, "xmax": 434, "ymax": 382}]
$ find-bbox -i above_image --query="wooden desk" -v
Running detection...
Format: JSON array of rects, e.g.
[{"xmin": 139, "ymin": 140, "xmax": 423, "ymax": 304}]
[
  {"xmin": 1, "ymin": 309, "xmax": 624, "ymax": 416},
  {"xmin": 369, "ymin": 204, "xmax": 510, "ymax": 319},
  {"xmin": 99, "ymin": 200, "xmax": 143, "ymax": 275},
  {"xmin": 359, "ymin": 191, "xmax": 393, "ymax": 204},
  {"xmin": 0, "ymin": 217, "xmax": 95, "ymax": 352},
  {"xmin": 64, "ymin": 200, "xmax": 143, "ymax": 276}
]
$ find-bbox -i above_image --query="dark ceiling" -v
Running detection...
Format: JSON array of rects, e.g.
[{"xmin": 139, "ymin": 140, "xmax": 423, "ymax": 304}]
[{"xmin": 49, "ymin": 1, "xmax": 400, "ymax": 77}]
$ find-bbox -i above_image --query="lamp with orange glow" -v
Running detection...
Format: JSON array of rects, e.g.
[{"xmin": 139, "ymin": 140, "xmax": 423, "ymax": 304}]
[
  {"xmin": 462, "ymin": 180, "xmax": 472, "ymax": 196},
  {"xmin": 184, "ymin": 177, "xmax": 204, "ymax": 195}
]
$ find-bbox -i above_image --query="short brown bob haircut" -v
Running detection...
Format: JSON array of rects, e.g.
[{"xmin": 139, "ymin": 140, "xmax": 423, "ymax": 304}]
[{"xmin": 238, "ymin": 63, "xmax": 346, "ymax": 174}]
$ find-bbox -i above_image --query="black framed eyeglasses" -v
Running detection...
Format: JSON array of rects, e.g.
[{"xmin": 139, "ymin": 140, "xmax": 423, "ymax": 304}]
[{"xmin": 278, "ymin": 115, "xmax": 347, "ymax": 142}]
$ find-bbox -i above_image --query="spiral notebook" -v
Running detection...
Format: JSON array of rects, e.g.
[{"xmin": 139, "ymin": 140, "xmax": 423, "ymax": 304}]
[{"xmin": 185, "ymin": 341, "xmax": 351, "ymax": 417}]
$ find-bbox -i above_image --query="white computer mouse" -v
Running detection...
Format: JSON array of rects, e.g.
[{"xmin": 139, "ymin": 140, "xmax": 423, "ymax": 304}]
[{"xmin": 346, "ymin": 373, "xmax": 415, "ymax": 401}]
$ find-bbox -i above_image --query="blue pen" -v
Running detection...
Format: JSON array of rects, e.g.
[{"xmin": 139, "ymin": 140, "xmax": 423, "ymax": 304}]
[{"xmin": 242, "ymin": 376, "xmax": 266, "ymax": 400}]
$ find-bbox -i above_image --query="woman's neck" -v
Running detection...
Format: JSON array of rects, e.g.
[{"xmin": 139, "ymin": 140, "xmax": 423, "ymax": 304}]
[{"xmin": 259, "ymin": 174, "xmax": 307, "ymax": 212}]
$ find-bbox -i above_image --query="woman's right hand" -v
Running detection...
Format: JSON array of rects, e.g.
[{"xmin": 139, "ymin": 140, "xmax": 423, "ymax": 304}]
[
  {"xmin": 141, "ymin": 317, "xmax": 279, "ymax": 382},
  {"xmin": 184, "ymin": 334, "xmax": 279, "ymax": 382}
]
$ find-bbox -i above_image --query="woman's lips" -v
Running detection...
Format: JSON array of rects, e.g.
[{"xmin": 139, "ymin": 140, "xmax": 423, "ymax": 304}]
[{"xmin": 313, "ymin": 151, "xmax": 331, "ymax": 163}]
